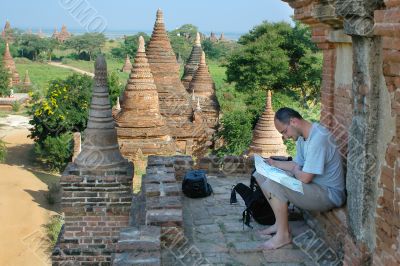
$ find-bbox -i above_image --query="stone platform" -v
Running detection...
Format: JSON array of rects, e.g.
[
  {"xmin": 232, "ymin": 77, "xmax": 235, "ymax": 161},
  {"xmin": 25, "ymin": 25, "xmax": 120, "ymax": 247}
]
[{"xmin": 170, "ymin": 175, "xmax": 319, "ymax": 266}]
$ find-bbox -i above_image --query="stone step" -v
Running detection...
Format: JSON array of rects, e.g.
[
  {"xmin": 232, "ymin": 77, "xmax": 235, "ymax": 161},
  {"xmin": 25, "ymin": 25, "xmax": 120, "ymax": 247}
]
[
  {"xmin": 112, "ymin": 251, "xmax": 161, "ymax": 266},
  {"xmin": 116, "ymin": 226, "xmax": 160, "ymax": 252},
  {"xmin": 144, "ymin": 182, "xmax": 181, "ymax": 197},
  {"xmin": 143, "ymin": 172, "xmax": 177, "ymax": 184},
  {"xmin": 146, "ymin": 196, "xmax": 182, "ymax": 210},
  {"xmin": 145, "ymin": 208, "xmax": 183, "ymax": 227}
]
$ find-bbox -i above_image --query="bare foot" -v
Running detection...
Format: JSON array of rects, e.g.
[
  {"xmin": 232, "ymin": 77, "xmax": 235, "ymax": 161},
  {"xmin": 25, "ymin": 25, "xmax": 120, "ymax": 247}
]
[
  {"xmin": 259, "ymin": 233, "xmax": 292, "ymax": 250},
  {"xmin": 258, "ymin": 224, "xmax": 277, "ymax": 235}
]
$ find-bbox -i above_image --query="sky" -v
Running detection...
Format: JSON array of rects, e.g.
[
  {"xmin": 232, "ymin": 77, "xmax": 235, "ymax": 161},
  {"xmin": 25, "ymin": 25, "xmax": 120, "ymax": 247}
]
[{"xmin": 1, "ymin": 0, "xmax": 293, "ymax": 34}]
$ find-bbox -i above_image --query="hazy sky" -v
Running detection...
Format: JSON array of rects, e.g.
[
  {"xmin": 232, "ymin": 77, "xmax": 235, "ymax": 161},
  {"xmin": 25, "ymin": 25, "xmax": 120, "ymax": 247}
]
[{"xmin": 1, "ymin": 0, "xmax": 293, "ymax": 33}]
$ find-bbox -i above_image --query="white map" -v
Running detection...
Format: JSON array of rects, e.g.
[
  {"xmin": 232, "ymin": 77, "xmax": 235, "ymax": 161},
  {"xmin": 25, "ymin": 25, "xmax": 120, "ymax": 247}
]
[{"xmin": 254, "ymin": 154, "xmax": 304, "ymax": 194}]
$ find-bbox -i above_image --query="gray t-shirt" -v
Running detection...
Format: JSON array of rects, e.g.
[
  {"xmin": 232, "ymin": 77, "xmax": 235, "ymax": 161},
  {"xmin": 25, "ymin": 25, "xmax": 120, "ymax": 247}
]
[{"xmin": 294, "ymin": 123, "xmax": 346, "ymax": 207}]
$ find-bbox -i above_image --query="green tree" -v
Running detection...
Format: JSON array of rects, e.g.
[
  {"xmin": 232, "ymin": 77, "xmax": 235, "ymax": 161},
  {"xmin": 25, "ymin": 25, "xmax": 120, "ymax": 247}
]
[
  {"xmin": 29, "ymin": 74, "xmax": 93, "ymax": 145},
  {"xmin": 110, "ymin": 32, "xmax": 150, "ymax": 59},
  {"xmin": 217, "ymin": 110, "xmax": 253, "ymax": 155},
  {"xmin": 225, "ymin": 21, "xmax": 322, "ymax": 106},
  {"xmin": 202, "ymin": 39, "xmax": 239, "ymax": 61},
  {"xmin": 65, "ymin": 33, "xmax": 106, "ymax": 60},
  {"xmin": 34, "ymin": 133, "xmax": 73, "ymax": 171},
  {"xmin": 225, "ymin": 31, "xmax": 289, "ymax": 92},
  {"xmin": 16, "ymin": 34, "xmax": 52, "ymax": 61},
  {"xmin": 0, "ymin": 63, "xmax": 11, "ymax": 97},
  {"xmin": 108, "ymin": 71, "xmax": 123, "ymax": 105}
]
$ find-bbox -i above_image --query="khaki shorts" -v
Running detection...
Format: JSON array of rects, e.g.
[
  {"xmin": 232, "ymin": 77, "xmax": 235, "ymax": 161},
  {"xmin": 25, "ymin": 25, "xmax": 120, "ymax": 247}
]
[{"xmin": 254, "ymin": 176, "xmax": 336, "ymax": 212}]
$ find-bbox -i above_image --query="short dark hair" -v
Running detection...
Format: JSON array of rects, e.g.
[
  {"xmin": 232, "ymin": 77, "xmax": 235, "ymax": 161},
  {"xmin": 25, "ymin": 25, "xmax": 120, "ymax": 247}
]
[{"xmin": 275, "ymin": 107, "xmax": 303, "ymax": 124}]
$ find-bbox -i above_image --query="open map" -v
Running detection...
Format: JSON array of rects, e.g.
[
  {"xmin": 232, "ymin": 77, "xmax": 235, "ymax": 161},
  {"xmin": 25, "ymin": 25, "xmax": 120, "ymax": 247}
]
[{"xmin": 254, "ymin": 154, "xmax": 304, "ymax": 194}]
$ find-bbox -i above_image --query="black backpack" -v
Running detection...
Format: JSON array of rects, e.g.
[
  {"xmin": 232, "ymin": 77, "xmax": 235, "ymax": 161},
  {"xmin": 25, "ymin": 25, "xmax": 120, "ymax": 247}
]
[
  {"xmin": 182, "ymin": 170, "xmax": 213, "ymax": 198},
  {"xmin": 230, "ymin": 172, "xmax": 275, "ymax": 228}
]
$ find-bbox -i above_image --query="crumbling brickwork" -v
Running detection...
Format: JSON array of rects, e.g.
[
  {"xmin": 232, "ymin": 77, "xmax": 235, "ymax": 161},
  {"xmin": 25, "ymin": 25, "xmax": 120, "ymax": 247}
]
[{"xmin": 282, "ymin": 0, "xmax": 399, "ymax": 264}]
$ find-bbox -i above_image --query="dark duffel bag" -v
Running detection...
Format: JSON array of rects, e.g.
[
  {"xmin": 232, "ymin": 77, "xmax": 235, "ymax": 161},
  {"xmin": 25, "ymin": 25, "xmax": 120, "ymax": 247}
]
[{"xmin": 182, "ymin": 170, "xmax": 213, "ymax": 198}]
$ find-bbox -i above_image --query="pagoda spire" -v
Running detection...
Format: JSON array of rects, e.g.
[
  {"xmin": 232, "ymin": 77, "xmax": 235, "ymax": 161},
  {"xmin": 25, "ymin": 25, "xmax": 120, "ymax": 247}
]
[
  {"xmin": 74, "ymin": 55, "xmax": 129, "ymax": 170},
  {"xmin": 248, "ymin": 90, "xmax": 287, "ymax": 157}
]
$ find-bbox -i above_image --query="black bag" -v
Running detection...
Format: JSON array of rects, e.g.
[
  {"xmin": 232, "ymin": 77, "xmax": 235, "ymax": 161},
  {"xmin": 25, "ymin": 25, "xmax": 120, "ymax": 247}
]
[
  {"xmin": 230, "ymin": 174, "xmax": 275, "ymax": 228},
  {"xmin": 182, "ymin": 170, "xmax": 213, "ymax": 198}
]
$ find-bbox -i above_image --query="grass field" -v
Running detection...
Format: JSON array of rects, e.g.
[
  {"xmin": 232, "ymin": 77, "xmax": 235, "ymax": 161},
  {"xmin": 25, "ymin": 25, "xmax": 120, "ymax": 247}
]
[
  {"xmin": 15, "ymin": 58, "xmax": 76, "ymax": 91},
  {"xmin": 61, "ymin": 58, "xmax": 129, "ymax": 82}
]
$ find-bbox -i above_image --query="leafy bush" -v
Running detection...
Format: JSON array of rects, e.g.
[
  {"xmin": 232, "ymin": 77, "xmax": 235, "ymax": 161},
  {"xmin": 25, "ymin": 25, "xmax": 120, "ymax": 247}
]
[
  {"xmin": 34, "ymin": 133, "xmax": 73, "ymax": 171},
  {"xmin": 0, "ymin": 64, "xmax": 11, "ymax": 97},
  {"xmin": 45, "ymin": 214, "xmax": 64, "ymax": 247},
  {"xmin": 0, "ymin": 139, "xmax": 6, "ymax": 162},
  {"xmin": 29, "ymin": 74, "xmax": 93, "ymax": 145},
  {"xmin": 45, "ymin": 183, "xmax": 61, "ymax": 205},
  {"xmin": 108, "ymin": 71, "xmax": 123, "ymax": 106},
  {"xmin": 11, "ymin": 100, "xmax": 20, "ymax": 112}
]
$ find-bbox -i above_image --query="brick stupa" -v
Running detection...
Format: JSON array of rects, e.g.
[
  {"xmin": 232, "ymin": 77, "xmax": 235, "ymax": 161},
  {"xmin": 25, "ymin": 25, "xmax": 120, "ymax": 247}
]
[
  {"xmin": 52, "ymin": 28, "xmax": 59, "ymax": 39},
  {"xmin": 23, "ymin": 70, "xmax": 31, "ymax": 88},
  {"xmin": 146, "ymin": 9, "xmax": 208, "ymax": 155},
  {"xmin": 248, "ymin": 90, "xmax": 287, "ymax": 157},
  {"xmin": 115, "ymin": 36, "xmax": 176, "ymax": 158},
  {"xmin": 3, "ymin": 43, "xmax": 20, "ymax": 85},
  {"xmin": 1, "ymin": 20, "xmax": 13, "ymax": 42},
  {"xmin": 121, "ymin": 54, "xmax": 132, "ymax": 73},
  {"xmin": 181, "ymin": 32, "xmax": 203, "ymax": 90},
  {"xmin": 55, "ymin": 25, "xmax": 71, "ymax": 43},
  {"xmin": 189, "ymin": 51, "xmax": 220, "ymax": 130}
]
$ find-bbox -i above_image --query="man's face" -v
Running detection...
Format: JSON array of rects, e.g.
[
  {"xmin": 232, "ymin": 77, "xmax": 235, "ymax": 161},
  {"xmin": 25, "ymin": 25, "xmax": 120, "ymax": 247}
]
[{"xmin": 274, "ymin": 118, "xmax": 301, "ymax": 141}]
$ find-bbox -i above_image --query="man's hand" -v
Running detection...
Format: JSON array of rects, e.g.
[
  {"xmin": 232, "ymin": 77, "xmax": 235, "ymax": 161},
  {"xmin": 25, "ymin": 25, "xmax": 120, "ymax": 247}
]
[
  {"xmin": 265, "ymin": 158, "xmax": 275, "ymax": 167},
  {"xmin": 291, "ymin": 164, "xmax": 301, "ymax": 174}
]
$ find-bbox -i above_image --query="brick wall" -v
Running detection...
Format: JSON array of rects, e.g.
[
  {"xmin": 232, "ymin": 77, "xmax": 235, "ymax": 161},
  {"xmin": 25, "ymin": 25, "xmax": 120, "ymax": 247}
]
[{"xmin": 52, "ymin": 170, "xmax": 133, "ymax": 265}]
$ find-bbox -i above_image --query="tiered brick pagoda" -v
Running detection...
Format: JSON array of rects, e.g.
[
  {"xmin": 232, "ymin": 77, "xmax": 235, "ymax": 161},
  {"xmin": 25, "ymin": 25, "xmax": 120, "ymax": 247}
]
[
  {"xmin": 121, "ymin": 54, "xmax": 132, "ymax": 73},
  {"xmin": 181, "ymin": 32, "xmax": 203, "ymax": 90},
  {"xmin": 146, "ymin": 9, "xmax": 208, "ymax": 155},
  {"xmin": 22, "ymin": 70, "xmax": 31, "ymax": 88},
  {"xmin": 188, "ymin": 51, "xmax": 220, "ymax": 131},
  {"xmin": 115, "ymin": 36, "xmax": 176, "ymax": 158},
  {"xmin": 1, "ymin": 20, "xmax": 13, "ymax": 42},
  {"xmin": 209, "ymin": 32, "xmax": 218, "ymax": 42},
  {"xmin": 37, "ymin": 29, "xmax": 45, "ymax": 38},
  {"xmin": 54, "ymin": 25, "xmax": 71, "ymax": 43},
  {"xmin": 248, "ymin": 90, "xmax": 287, "ymax": 157},
  {"xmin": 3, "ymin": 43, "xmax": 19, "ymax": 86},
  {"xmin": 52, "ymin": 28, "xmax": 59, "ymax": 39},
  {"xmin": 53, "ymin": 55, "xmax": 133, "ymax": 265}
]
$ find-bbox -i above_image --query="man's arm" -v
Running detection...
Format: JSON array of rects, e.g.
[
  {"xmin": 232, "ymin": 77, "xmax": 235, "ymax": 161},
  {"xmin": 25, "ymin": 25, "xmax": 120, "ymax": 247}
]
[
  {"xmin": 292, "ymin": 164, "xmax": 315, "ymax": 183},
  {"xmin": 266, "ymin": 158, "xmax": 297, "ymax": 172},
  {"xmin": 266, "ymin": 158, "xmax": 315, "ymax": 183}
]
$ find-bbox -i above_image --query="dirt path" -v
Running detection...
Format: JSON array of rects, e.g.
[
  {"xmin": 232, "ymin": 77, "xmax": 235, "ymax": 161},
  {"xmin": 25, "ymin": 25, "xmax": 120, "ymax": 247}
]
[
  {"xmin": 48, "ymin": 62, "xmax": 94, "ymax": 77},
  {"xmin": 0, "ymin": 116, "xmax": 59, "ymax": 266}
]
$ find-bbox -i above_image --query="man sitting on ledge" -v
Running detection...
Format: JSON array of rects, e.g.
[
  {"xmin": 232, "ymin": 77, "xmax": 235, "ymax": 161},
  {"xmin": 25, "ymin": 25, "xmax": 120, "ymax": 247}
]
[{"xmin": 254, "ymin": 107, "xmax": 346, "ymax": 250}]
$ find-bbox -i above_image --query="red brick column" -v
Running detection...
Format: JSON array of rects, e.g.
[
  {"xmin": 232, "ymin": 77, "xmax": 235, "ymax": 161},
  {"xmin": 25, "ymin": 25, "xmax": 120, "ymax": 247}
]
[{"xmin": 372, "ymin": 3, "xmax": 400, "ymax": 265}]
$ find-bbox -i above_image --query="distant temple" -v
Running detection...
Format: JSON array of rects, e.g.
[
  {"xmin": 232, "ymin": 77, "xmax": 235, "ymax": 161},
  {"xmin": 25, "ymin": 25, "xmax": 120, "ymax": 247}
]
[
  {"xmin": 248, "ymin": 90, "xmax": 287, "ymax": 157},
  {"xmin": 2, "ymin": 42, "xmax": 20, "ymax": 86},
  {"xmin": 188, "ymin": 51, "xmax": 220, "ymax": 132},
  {"xmin": 181, "ymin": 32, "xmax": 203, "ymax": 90},
  {"xmin": 1, "ymin": 20, "xmax": 13, "ymax": 42},
  {"xmin": 121, "ymin": 54, "xmax": 132, "ymax": 73},
  {"xmin": 22, "ymin": 70, "xmax": 31, "ymax": 89},
  {"xmin": 53, "ymin": 25, "xmax": 71, "ymax": 43}
]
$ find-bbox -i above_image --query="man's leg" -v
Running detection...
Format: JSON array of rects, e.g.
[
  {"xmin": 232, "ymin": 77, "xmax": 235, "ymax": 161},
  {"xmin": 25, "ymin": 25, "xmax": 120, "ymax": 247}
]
[
  {"xmin": 254, "ymin": 176, "xmax": 292, "ymax": 249},
  {"xmin": 259, "ymin": 186, "xmax": 291, "ymax": 249}
]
